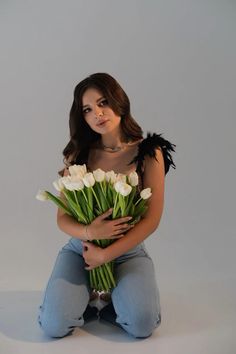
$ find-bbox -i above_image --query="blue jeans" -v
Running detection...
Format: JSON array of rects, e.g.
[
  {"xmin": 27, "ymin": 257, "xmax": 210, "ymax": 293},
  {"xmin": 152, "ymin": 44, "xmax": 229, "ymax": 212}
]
[{"xmin": 37, "ymin": 237, "xmax": 161, "ymax": 338}]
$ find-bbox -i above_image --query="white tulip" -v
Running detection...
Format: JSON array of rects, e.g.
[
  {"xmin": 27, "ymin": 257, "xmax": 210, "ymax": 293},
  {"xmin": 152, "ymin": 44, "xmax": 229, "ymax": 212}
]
[
  {"xmin": 53, "ymin": 177, "xmax": 65, "ymax": 192},
  {"xmin": 115, "ymin": 173, "xmax": 127, "ymax": 183},
  {"xmin": 70, "ymin": 174, "xmax": 83, "ymax": 182},
  {"xmin": 62, "ymin": 180, "xmax": 84, "ymax": 191},
  {"xmin": 82, "ymin": 172, "xmax": 95, "ymax": 187},
  {"xmin": 105, "ymin": 170, "xmax": 117, "ymax": 184},
  {"xmin": 120, "ymin": 183, "xmax": 132, "ymax": 196},
  {"xmin": 114, "ymin": 181, "xmax": 132, "ymax": 196},
  {"xmin": 69, "ymin": 164, "xmax": 87, "ymax": 178},
  {"xmin": 36, "ymin": 190, "xmax": 49, "ymax": 201},
  {"xmin": 128, "ymin": 171, "xmax": 139, "ymax": 186},
  {"xmin": 114, "ymin": 181, "xmax": 123, "ymax": 193},
  {"xmin": 93, "ymin": 168, "xmax": 106, "ymax": 182},
  {"xmin": 62, "ymin": 175, "xmax": 84, "ymax": 191},
  {"xmin": 61, "ymin": 175, "xmax": 82, "ymax": 185},
  {"xmin": 60, "ymin": 175, "xmax": 70, "ymax": 186},
  {"xmin": 140, "ymin": 187, "xmax": 152, "ymax": 200}
]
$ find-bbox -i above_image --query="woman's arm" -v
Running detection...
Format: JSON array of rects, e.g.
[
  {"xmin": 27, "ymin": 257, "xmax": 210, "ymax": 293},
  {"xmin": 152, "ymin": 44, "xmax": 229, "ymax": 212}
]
[
  {"xmin": 102, "ymin": 147, "xmax": 165, "ymax": 263},
  {"xmin": 57, "ymin": 213, "xmax": 89, "ymax": 240}
]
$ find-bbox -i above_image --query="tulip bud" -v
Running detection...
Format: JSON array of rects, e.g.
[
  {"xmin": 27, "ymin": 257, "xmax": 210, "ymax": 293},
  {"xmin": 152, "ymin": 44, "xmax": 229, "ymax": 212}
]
[
  {"xmin": 140, "ymin": 187, "xmax": 152, "ymax": 200},
  {"xmin": 114, "ymin": 181, "xmax": 132, "ymax": 196},
  {"xmin": 120, "ymin": 183, "xmax": 132, "ymax": 196},
  {"xmin": 82, "ymin": 172, "xmax": 96, "ymax": 187},
  {"xmin": 62, "ymin": 176, "xmax": 84, "ymax": 191},
  {"xmin": 105, "ymin": 170, "xmax": 117, "ymax": 183},
  {"xmin": 128, "ymin": 171, "xmax": 139, "ymax": 186},
  {"xmin": 115, "ymin": 173, "xmax": 126, "ymax": 183},
  {"xmin": 36, "ymin": 190, "xmax": 49, "ymax": 201},
  {"xmin": 114, "ymin": 181, "xmax": 123, "ymax": 193},
  {"xmin": 53, "ymin": 178, "xmax": 65, "ymax": 192},
  {"xmin": 93, "ymin": 168, "xmax": 106, "ymax": 182},
  {"xmin": 69, "ymin": 164, "xmax": 87, "ymax": 178}
]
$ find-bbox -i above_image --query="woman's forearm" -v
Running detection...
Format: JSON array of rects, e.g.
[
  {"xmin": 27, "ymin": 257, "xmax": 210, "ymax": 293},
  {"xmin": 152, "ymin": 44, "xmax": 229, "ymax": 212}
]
[
  {"xmin": 103, "ymin": 218, "xmax": 158, "ymax": 263},
  {"xmin": 57, "ymin": 213, "xmax": 88, "ymax": 240}
]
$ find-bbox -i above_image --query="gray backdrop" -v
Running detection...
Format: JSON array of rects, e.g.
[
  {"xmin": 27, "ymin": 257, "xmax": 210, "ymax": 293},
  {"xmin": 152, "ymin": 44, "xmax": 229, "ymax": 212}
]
[{"xmin": 0, "ymin": 1, "xmax": 235, "ymax": 353}]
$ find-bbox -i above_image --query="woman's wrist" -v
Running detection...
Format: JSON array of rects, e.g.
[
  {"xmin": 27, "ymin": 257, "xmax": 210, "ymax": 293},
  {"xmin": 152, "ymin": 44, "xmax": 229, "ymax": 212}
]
[
  {"xmin": 102, "ymin": 246, "xmax": 112, "ymax": 263},
  {"xmin": 84, "ymin": 224, "xmax": 93, "ymax": 241}
]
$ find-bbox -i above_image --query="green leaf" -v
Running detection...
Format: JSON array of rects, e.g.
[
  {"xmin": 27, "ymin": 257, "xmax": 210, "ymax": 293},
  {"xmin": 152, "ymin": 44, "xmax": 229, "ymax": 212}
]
[
  {"xmin": 63, "ymin": 190, "xmax": 88, "ymax": 223},
  {"xmin": 126, "ymin": 188, "xmax": 137, "ymax": 214},
  {"xmin": 45, "ymin": 191, "xmax": 73, "ymax": 216}
]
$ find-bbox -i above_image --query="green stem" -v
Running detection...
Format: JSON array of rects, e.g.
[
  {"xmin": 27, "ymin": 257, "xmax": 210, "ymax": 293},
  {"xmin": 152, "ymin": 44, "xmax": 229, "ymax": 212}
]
[
  {"xmin": 100, "ymin": 182, "xmax": 108, "ymax": 204},
  {"xmin": 92, "ymin": 269, "xmax": 97, "ymax": 290},
  {"xmin": 113, "ymin": 192, "xmax": 119, "ymax": 217},
  {"xmin": 96, "ymin": 268, "xmax": 103, "ymax": 291},
  {"xmin": 73, "ymin": 190, "xmax": 79, "ymax": 204},
  {"xmin": 81, "ymin": 189, "xmax": 88, "ymax": 203},
  {"xmin": 104, "ymin": 262, "xmax": 116, "ymax": 288},
  {"xmin": 91, "ymin": 186, "xmax": 102, "ymax": 210},
  {"xmin": 99, "ymin": 266, "xmax": 109, "ymax": 292},
  {"xmin": 134, "ymin": 197, "xmax": 142, "ymax": 206}
]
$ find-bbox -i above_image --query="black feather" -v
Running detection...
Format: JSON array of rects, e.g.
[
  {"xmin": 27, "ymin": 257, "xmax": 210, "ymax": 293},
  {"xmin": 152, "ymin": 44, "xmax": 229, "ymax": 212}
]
[{"xmin": 128, "ymin": 131, "xmax": 176, "ymax": 176}]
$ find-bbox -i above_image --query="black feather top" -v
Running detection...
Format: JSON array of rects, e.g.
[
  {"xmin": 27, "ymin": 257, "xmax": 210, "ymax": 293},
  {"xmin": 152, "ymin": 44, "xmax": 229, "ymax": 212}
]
[
  {"xmin": 72, "ymin": 131, "xmax": 176, "ymax": 182},
  {"xmin": 128, "ymin": 131, "xmax": 176, "ymax": 178}
]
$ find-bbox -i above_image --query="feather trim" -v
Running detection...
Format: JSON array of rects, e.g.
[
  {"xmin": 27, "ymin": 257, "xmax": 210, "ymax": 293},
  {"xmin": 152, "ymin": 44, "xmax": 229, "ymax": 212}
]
[{"xmin": 129, "ymin": 131, "xmax": 176, "ymax": 176}]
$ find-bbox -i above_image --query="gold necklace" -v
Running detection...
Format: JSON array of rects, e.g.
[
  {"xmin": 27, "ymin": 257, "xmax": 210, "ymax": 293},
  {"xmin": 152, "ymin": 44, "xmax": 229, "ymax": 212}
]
[{"xmin": 101, "ymin": 140, "xmax": 133, "ymax": 153}]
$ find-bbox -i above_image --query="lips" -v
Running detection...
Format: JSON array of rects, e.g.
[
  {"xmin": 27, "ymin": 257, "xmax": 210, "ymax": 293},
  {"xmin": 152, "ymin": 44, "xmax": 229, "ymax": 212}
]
[{"xmin": 97, "ymin": 120, "xmax": 108, "ymax": 126}]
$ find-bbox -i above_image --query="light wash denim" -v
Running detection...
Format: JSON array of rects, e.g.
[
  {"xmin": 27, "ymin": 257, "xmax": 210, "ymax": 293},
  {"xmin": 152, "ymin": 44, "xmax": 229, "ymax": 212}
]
[{"xmin": 37, "ymin": 237, "xmax": 161, "ymax": 339}]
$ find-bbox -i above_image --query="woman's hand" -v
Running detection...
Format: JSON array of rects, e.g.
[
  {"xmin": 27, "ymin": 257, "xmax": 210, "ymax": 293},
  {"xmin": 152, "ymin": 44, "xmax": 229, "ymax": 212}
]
[
  {"xmin": 82, "ymin": 241, "xmax": 106, "ymax": 270},
  {"xmin": 87, "ymin": 208, "xmax": 134, "ymax": 241}
]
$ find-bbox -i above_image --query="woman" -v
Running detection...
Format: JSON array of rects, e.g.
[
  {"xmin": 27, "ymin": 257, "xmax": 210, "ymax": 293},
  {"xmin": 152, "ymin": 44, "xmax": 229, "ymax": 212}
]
[{"xmin": 38, "ymin": 72, "xmax": 176, "ymax": 339}]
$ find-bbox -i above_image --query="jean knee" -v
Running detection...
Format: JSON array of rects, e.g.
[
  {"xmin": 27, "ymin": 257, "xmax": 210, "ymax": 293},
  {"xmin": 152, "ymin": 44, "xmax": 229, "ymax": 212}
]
[
  {"xmin": 121, "ymin": 310, "xmax": 161, "ymax": 338},
  {"xmin": 37, "ymin": 278, "xmax": 89, "ymax": 338},
  {"xmin": 38, "ymin": 309, "xmax": 77, "ymax": 338}
]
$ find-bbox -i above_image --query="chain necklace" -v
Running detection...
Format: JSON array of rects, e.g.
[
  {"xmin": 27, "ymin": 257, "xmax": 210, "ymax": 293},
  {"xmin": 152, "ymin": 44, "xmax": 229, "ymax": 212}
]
[{"xmin": 101, "ymin": 140, "xmax": 134, "ymax": 153}]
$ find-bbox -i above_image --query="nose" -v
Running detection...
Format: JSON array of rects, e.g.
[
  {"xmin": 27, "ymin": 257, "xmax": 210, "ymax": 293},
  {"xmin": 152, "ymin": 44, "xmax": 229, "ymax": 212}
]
[{"xmin": 95, "ymin": 105, "xmax": 103, "ymax": 118}]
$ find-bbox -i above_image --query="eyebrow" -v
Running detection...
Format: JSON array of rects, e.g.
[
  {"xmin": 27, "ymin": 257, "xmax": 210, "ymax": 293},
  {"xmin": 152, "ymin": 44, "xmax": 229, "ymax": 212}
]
[{"xmin": 82, "ymin": 96, "xmax": 105, "ymax": 109}]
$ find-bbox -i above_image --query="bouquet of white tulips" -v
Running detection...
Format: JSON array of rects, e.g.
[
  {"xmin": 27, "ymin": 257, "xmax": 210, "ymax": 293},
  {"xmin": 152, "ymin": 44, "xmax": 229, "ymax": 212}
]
[{"xmin": 36, "ymin": 164, "xmax": 152, "ymax": 292}]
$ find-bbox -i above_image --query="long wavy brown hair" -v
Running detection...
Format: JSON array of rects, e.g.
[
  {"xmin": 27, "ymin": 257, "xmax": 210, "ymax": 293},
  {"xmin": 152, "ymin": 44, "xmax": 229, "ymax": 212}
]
[{"xmin": 58, "ymin": 72, "xmax": 143, "ymax": 176}]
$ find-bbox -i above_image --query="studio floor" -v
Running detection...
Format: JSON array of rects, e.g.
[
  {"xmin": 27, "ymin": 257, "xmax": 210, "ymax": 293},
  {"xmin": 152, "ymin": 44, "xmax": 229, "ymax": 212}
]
[{"xmin": 0, "ymin": 275, "xmax": 234, "ymax": 354}]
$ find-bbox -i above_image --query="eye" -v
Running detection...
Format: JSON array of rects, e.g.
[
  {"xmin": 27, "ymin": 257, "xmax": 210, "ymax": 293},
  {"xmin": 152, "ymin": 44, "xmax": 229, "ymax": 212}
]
[
  {"xmin": 83, "ymin": 108, "xmax": 90, "ymax": 114},
  {"xmin": 100, "ymin": 99, "xmax": 108, "ymax": 106},
  {"xmin": 83, "ymin": 99, "xmax": 108, "ymax": 114}
]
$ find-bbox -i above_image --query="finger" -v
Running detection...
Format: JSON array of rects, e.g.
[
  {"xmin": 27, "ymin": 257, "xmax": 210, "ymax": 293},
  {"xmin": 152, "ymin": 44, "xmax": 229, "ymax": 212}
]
[
  {"xmin": 113, "ymin": 216, "xmax": 133, "ymax": 225},
  {"xmin": 114, "ymin": 224, "xmax": 131, "ymax": 231},
  {"xmin": 100, "ymin": 208, "xmax": 113, "ymax": 219},
  {"xmin": 85, "ymin": 264, "xmax": 95, "ymax": 270},
  {"xmin": 110, "ymin": 234, "xmax": 125, "ymax": 239},
  {"xmin": 97, "ymin": 209, "xmax": 113, "ymax": 220},
  {"xmin": 112, "ymin": 225, "xmax": 134, "ymax": 237},
  {"xmin": 113, "ymin": 228, "xmax": 128, "ymax": 235}
]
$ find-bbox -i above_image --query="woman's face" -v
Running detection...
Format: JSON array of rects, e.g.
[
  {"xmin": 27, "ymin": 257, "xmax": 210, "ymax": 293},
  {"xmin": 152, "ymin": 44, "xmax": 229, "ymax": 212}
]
[{"xmin": 82, "ymin": 87, "xmax": 121, "ymax": 134}]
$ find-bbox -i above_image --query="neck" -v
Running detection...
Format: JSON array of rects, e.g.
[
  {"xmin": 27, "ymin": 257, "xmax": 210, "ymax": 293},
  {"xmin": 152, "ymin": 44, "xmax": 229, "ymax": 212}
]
[{"xmin": 100, "ymin": 131, "xmax": 129, "ymax": 149}]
